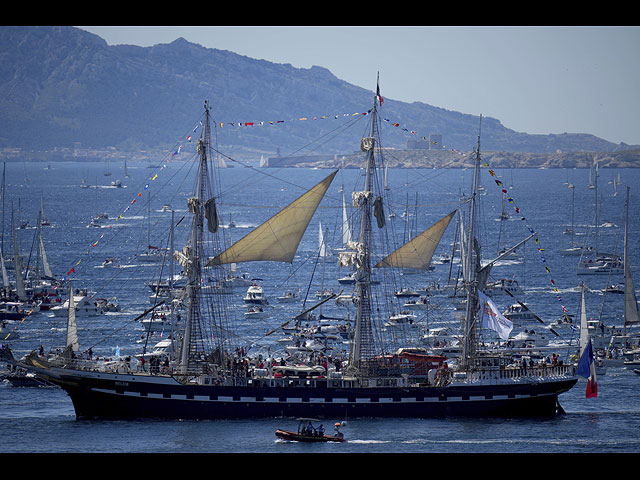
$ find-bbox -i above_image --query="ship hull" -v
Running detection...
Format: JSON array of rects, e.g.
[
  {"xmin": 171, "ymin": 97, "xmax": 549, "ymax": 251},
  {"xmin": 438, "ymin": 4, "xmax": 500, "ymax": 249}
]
[{"xmin": 32, "ymin": 366, "xmax": 577, "ymax": 420}]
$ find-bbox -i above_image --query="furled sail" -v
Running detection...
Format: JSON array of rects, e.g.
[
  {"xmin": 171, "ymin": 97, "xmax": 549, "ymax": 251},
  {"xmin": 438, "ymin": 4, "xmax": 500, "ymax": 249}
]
[
  {"xmin": 375, "ymin": 210, "xmax": 456, "ymax": 270},
  {"xmin": 624, "ymin": 268, "xmax": 640, "ymax": 325},
  {"xmin": 207, "ymin": 170, "xmax": 337, "ymax": 266},
  {"xmin": 66, "ymin": 283, "xmax": 79, "ymax": 352}
]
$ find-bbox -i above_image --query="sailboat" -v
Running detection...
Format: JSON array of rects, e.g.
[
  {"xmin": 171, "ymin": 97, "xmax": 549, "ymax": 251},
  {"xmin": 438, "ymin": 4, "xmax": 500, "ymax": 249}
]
[
  {"xmin": 314, "ymin": 223, "xmax": 334, "ymax": 300},
  {"xmin": 2, "ymin": 93, "xmax": 577, "ymax": 420},
  {"xmin": 576, "ymin": 282, "xmax": 606, "ymax": 374},
  {"xmin": 560, "ymin": 184, "xmax": 592, "ymax": 256},
  {"xmin": 615, "ymin": 187, "xmax": 640, "ymax": 365},
  {"xmin": 136, "ymin": 191, "xmax": 168, "ymax": 263},
  {"xmin": 577, "ymin": 167, "xmax": 623, "ymax": 275}
]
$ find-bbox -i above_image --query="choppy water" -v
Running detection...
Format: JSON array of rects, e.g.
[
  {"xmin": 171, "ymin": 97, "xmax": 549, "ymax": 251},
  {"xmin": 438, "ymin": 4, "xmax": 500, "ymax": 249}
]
[{"xmin": 1, "ymin": 159, "xmax": 639, "ymax": 453}]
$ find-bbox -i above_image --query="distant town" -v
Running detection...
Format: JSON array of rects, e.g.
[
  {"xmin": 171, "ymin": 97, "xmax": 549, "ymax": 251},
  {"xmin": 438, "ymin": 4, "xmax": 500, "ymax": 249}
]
[{"xmin": 2, "ymin": 137, "xmax": 639, "ymax": 170}]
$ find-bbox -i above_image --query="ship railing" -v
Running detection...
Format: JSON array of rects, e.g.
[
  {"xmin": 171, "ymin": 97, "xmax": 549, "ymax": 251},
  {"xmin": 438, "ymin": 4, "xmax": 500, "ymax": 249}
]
[
  {"xmin": 466, "ymin": 364, "xmax": 575, "ymax": 383},
  {"xmin": 44, "ymin": 354, "xmax": 134, "ymax": 374}
]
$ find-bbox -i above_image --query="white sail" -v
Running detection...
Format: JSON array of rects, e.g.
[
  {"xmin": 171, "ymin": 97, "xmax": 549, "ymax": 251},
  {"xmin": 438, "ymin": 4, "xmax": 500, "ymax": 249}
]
[
  {"xmin": 66, "ymin": 283, "xmax": 79, "ymax": 352},
  {"xmin": 624, "ymin": 187, "xmax": 640, "ymax": 325},
  {"xmin": 342, "ymin": 191, "xmax": 352, "ymax": 246},
  {"xmin": 375, "ymin": 210, "xmax": 456, "ymax": 270},
  {"xmin": 319, "ymin": 222, "xmax": 327, "ymax": 257},
  {"xmin": 207, "ymin": 170, "xmax": 337, "ymax": 266},
  {"xmin": 38, "ymin": 222, "xmax": 53, "ymax": 279},
  {"xmin": 12, "ymin": 210, "xmax": 26, "ymax": 301},
  {"xmin": 0, "ymin": 254, "xmax": 8, "ymax": 288},
  {"xmin": 579, "ymin": 283, "xmax": 589, "ymax": 355}
]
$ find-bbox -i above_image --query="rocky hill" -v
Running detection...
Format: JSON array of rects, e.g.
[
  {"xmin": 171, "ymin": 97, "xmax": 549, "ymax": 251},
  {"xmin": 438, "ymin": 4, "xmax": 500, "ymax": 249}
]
[{"xmin": 0, "ymin": 26, "xmax": 637, "ymax": 166}]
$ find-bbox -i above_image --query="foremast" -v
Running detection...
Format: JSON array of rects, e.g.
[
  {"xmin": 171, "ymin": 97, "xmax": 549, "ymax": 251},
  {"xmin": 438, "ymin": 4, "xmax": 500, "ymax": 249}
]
[
  {"xmin": 460, "ymin": 116, "xmax": 483, "ymax": 370},
  {"xmin": 177, "ymin": 100, "xmax": 223, "ymax": 376}
]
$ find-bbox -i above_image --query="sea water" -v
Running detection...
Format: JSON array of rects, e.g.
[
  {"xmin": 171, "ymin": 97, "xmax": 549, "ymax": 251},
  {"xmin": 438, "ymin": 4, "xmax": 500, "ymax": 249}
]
[{"xmin": 1, "ymin": 160, "xmax": 639, "ymax": 453}]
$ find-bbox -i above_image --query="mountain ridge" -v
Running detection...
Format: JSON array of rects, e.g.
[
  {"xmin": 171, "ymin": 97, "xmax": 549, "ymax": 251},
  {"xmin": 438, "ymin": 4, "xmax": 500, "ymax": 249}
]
[{"xmin": 0, "ymin": 26, "xmax": 638, "ymax": 167}]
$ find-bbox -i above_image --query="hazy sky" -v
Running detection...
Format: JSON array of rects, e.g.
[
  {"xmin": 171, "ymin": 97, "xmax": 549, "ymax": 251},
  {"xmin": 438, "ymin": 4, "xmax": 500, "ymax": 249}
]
[{"xmin": 78, "ymin": 26, "xmax": 640, "ymax": 146}]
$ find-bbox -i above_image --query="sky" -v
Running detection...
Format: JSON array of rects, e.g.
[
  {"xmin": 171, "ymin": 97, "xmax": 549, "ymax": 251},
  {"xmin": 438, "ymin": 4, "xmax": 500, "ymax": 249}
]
[{"xmin": 77, "ymin": 26, "xmax": 640, "ymax": 146}]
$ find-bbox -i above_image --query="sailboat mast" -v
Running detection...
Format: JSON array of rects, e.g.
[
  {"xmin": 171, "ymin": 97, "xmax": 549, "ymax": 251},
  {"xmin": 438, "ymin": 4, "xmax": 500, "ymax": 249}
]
[
  {"xmin": 461, "ymin": 115, "xmax": 483, "ymax": 369},
  {"xmin": 623, "ymin": 186, "xmax": 640, "ymax": 331}
]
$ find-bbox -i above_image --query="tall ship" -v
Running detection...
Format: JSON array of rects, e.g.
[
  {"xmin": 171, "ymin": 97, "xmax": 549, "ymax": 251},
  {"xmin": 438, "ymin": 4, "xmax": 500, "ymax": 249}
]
[{"xmin": 1, "ymin": 92, "xmax": 578, "ymax": 420}]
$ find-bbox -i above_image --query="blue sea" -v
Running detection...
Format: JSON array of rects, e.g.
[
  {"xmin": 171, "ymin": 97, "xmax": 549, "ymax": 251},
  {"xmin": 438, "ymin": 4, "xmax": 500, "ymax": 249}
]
[{"xmin": 1, "ymin": 160, "xmax": 640, "ymax": 453}]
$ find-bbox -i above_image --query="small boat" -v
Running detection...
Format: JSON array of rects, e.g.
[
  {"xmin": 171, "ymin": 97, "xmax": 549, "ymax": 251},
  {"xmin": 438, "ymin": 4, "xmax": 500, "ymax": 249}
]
[
  {"xmin": 315, "ymin": 287, "xmax": 335, "ymax": 300},
  {"xmin": 95, "ymin": 297, "xmax": 120, "ymax": 312},
  {"xmin": 603, "ymin": 284, "xmax": 624, "ymax": 294},
  {"xmin": 402, "ymin": 297, "xmax": 428, "ymax": 310},
  {"xmin": 276, "ymin": 418, "xmax": 344, "ymax": 443},
  {"xmin": 337, "ymin": 272, "xmax": 380, "ymax": 285},
  {"xmin": 485, "ymin": 278, "xmax": 523, "ymax": 297},
  {"xmin": 87, "ymin": 212, "xmax": 109, "ymax": 228},
  {"xmin": 102, "ymin": 257, "xmax": 120, "ymax": 268},
  {"xmin": 502, "ymin": 303, "xmax": 536, "ymax": 322},
  {"xmin": 277, "ymin": 290, "xmax": 299, "ymax": 303},
  {"xmin": 394, "ymin": 287, "xmax": 420, "ymax": 298},
  {"xmin": 439, "ymin": 252, "xmax": 451, "ymax": 263},
  {"xmin": 577, "ymin": 255, "xmax": 624, "ymax": 276},
  {"xmin": 245, "ymin": 306, "xmax": 268, "ymax": 319},
  {"xmin": 50, "ymin": 293, "xmax": 104, "ymax": 317},
  {"xmin": 386, "ymin": 311, "xmax": 417, "ymax": 325},
  {"xmin": 0, "ymin": 302, "xmax": 29, "ymax": 321},
  {"xmin": 244, "ymin": 280, "xmax": 268, "ymax": 305}
]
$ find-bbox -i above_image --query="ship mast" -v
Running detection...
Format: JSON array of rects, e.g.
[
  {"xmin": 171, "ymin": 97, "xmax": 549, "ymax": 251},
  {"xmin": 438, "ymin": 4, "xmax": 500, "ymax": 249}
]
[
  {"xmin": 347, "ymin": 87, "xmax": 380, "ymax": 376},
  {"xmin": 460, "ymin": 115, "xmax": 483, "ymax": 370},
  {"xmin": 178, "ymin": 100, "xmax": 213, "ymax": 375}
]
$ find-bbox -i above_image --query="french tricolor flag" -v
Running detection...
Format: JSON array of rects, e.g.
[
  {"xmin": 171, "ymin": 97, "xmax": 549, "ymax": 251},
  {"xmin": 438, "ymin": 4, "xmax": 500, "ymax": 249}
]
[{"xmin": 577, "ymin": 338, "xmax": 598, "ymax": 398}]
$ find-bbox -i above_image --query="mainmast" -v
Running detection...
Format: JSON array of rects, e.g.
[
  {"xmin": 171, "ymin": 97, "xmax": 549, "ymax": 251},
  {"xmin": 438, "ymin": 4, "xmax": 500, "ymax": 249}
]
[
  {"xmin": 348, "ymin": 87, "xmax": 381, "ymax": 376},
  {"xmin": 460, "ymin": 115, "xmax": 483, "ymax": 370}
]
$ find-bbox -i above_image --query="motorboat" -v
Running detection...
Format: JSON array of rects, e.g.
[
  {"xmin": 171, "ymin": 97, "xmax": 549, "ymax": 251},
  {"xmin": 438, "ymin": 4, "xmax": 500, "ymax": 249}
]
[
  {"xmin": 244, "ymin": 280, "xmax": 268, "ymax": 305},
  {"xmin": 402, "ymin": 297, "xmax": 428, "ymax": 310},
  {"xmin": 135, "ymin": 338, "xmax": 174, "ymax": 362},
  {"xmin": 603, "ymin": 284, "xmax": 624, "ymax": 294},
  {"xmin": 386, "ymin": 311, "xmax": 417, "ymax": 325},
  {"xmin": 315, "ymin": 288, "xmax": 335, "ymax": 300},
  {"xmin": 277, "ymin": 290, "xmax": 299, "ymax": 303},
  {"xmin": 0, "ymin": 302, "xmax": 30, "ymax": 321},
  {"xmin": 577, "ymin": 255, "xmax": 623, "ymax": 276},
  {"xmin": 245, "ymin": 306, "xmax": 268, "ymax": 319},
  {"xmin": 95, "ymin": 297, "xmax": 120, "ymax": 312},
  {"xmin": 101, "ymin": 257, "xmax": 120, "ymax": 268},
  {"xmin": 275, "ymin": 418, "xmax": 344, "ymax": 443},
  {"xmin": 50, "ymin": 294, "xmax": 104, "ymax": 317},
  {"xmin": 502, "ymin": 303, "xmax": 536, "ymax": 322},
  {"xmin": 337, "ymin": 272, "xmax": 380, "ymax": 285},
  {"xmin": 87, "ymin": 213, "xmax": 109, "ymax": 228},
  {"xmin": 394, "ymin": 287, "xmax": 420, "ymax": 298},
  {"xmin": 485, "ymin": 278, "xmax": 523, "ymax": 297}
]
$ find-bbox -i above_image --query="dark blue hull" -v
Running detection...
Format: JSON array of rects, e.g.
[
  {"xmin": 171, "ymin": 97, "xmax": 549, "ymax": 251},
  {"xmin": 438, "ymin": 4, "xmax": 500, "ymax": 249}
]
[{"xmin": 53, "ymin": 371, "xmax": 577, "ymax": 420}]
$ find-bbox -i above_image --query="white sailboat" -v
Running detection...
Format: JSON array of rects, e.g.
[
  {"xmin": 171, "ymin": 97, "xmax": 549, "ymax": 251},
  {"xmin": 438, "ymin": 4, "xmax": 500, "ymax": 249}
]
[
  {"xmin": 136, "ymin": 191, "xmax": 168, "ymax": 263},
  {"xmin": 577, "ymin": 165, "xmax": 622, "ymax": 275},
  {"xmin": 578, "ymin": 282, "xmax": 607, "ymax": 374},
  {"xmin": 561, "ymin": 184, "xmax": 592, "ymax": 256}
]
